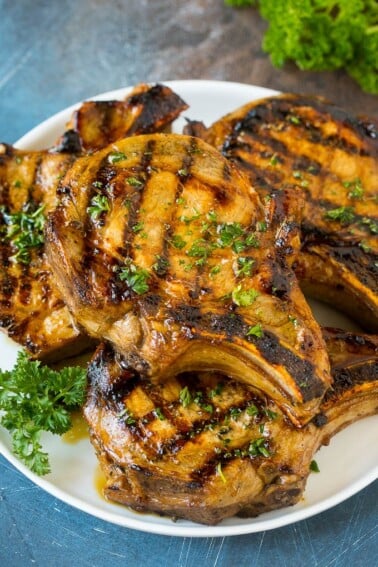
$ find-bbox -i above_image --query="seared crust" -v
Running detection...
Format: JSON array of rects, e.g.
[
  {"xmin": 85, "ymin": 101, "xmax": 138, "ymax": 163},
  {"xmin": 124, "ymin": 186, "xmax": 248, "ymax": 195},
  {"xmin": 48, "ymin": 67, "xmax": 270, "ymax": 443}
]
[
  {"xmin": 0, "ymin": 84, "xmax": 188, "ymax": 360},
  {"xmin": 64, "ymin": 83, "xmax": 188, "ymax": 151},
  {"xmin": 201, "ymin": 94, "xmax": 378, "ymax": 331},
  {"xmin": 84, "ymin": 328, "xmax": 378, "ymax": 525},
  {"xmin": 0, "ymin": 143, "xmax": 89, "ymax": 360},
  {"xmin": 46, "ymin": 133, "xmax": 330, "ymax": 425}
]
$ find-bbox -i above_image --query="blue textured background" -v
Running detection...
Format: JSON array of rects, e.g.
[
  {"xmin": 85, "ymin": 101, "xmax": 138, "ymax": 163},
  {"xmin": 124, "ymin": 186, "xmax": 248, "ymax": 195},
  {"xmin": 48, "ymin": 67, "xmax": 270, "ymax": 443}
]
[{"xmin": 0, "ymin": 1, "xmax": 377, "ymax": 565}]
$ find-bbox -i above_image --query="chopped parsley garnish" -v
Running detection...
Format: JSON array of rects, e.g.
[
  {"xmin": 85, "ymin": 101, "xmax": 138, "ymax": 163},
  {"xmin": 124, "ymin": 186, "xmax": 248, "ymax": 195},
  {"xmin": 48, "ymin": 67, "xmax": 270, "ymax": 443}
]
[
  {"xmin": 359, "ymin": 241, "xmax": 372, "ymax": 253},
  {"xmin": 246, "ymin": 323, "xmax": 264, "ymax": 338},
  {"xmin": 154, "ymin": 408, "xmax": 165, "ymax": 421},
  {"xmin": 170, "ymin": 235, "xmax": 187, "ymax": 249},
  {"xmin": 361, "ymin": 217, "xmax": 378, "ymax": 235},
  {"xmin": 87, "ymin": 195, "xmax": 110, "ymax": 220},
  {"xmin": 248, "ymin": 437, "xmax": 271, "ymax": 458},
  {"xmin": 269, "ymin": 153, "xmax": 279, "ymax": 166},
  {"xmin": 0, "ymin": 350, "xmax": 87, "ymax": 475},
  {"xmin": 310, "ymin": 460, "xmax": 320, "ymax": 473},
  {"xmin": 187, "ymin": 239, "xmax": 214, "ymax": 266},
  {"xmin": 236, "ymin": 257, "xmax": 255, "ymax": 277},
  {"xmin": 108, "ymin": 151, "xmax": 127, "ymax": 164},
  {"xmin": 179, "ymin": 386, "xmax": 192, "ymax": 408},
  {"xmin": 127, "ymin": 176, "xmax": 143, "ymax": 187},
  {"xmin": 232, "ymin": 285, "xmax": 259, "ymax": 307},
  {"xmin": 256, "ymin": 221, "xmax": 267, "ymax": 232},
  {"xmin": 216, "ymin": 462, "xmax": 227, "ymax": 483},
  {"xmin": 246, "ymin": 404, "xmax": 259, "ymax": 417},
  {"xmin": 210, "ymin": 265, "xmax": 221, "ymax": 277},
  {"xmin": 177, "ymin": 168, "xmax": 189, "ymax": 177},
  {"xmin": 217, "ymin": 222, "xmax": 244, "ymax": 248},
  {"xmin": 118, "ymin": 408, "xmax": 136, "ymax": 425},
  {"xmin": 343, "ymin": 178, "xmax": 364, "ymax": 199},
  {"xmin": 119, "ymin": 260, "xmax": 150, "ymax": 295},
  {"xmin": 0, "ymin": 202, "xmax": 46, "ymax": 264},
  {"xmin": 325, "ymin": 206, "xmax": 355, "ymax": 225},
  {"xmin": 132, "ymin": 221, "xmax": 144, "ymax": 233}
]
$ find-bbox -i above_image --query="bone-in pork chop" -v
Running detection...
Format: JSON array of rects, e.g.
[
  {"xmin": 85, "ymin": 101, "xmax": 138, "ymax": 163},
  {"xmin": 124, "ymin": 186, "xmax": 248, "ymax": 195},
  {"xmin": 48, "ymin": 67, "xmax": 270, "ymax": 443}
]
[
  {"xmin": 197, "ymin": 94, "xmax": 378, "ymax": 331},
  {"xmin": 46, "ymin": 133, "xmax": 330, "ymax": 425},
  {"xmin": 84, "ymin": 328, "xmax": 378, "ymax": 525}
]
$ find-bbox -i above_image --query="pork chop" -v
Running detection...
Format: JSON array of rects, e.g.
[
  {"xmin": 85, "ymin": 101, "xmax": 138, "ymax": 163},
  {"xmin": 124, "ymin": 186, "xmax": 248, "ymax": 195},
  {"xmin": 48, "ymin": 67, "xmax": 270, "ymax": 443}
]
[
  {"xmin": 196, "ymin": 94, "xmax": 378, "ymax": 331},
  {"xmin": 46, "ymin": 133, "xmax": 330, "ymax": 425},
  {"xmin": 84, "ymin": 328, "xmax": 378, "ymax": 525}
]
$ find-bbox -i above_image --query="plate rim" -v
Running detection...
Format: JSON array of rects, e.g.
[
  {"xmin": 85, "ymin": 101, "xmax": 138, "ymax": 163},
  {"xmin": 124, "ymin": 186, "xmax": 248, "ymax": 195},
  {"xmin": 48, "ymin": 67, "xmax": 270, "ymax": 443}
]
[{"xmin": 1, "ymin": 79, "xmax": 377, "ymax": 537}]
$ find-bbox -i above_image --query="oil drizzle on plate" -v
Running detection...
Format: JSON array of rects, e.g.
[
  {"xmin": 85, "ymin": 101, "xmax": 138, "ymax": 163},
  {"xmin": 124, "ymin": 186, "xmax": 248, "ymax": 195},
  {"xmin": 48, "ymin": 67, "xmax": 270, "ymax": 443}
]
[{"xmin": 62, "ymin": 411, "xmax": 89, "ymax": 444}]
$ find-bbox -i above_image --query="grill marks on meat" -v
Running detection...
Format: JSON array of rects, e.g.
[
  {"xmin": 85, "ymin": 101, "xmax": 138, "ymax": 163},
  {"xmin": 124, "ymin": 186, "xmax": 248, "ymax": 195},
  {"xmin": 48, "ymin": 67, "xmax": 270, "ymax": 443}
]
[
  {"xmin": 0, "ymin": 143, "xmax": 88, "ymax": 360},
  {"xmin": 84, "ymin": 328, "xmax": 378, "ymax": 525},
  {"xmin": 46, "ymin": 133, "xmax": 331, "ymax": 426},
  {"xmin": 0, "ymin": 84, "xmax": 189, "ymax": 360},
  {"xmin": 201, "ymin": 94, "xmax": 378, "ymax": 331},
  {"xmin": 64, "ymin": 83, "xmax": 188, "ymax": 152}
]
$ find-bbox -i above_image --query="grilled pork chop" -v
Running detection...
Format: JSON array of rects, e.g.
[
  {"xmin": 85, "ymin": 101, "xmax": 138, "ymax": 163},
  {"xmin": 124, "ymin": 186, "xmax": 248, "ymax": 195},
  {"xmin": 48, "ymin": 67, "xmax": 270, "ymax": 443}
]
[
  {"xmin": 0, "ymin": 85, "xmax": 188, "ymax": 360},
  {"xmin": 0, "ymin": 143, "xmax": 87, "ymax": 360},
  {"xmin": 63, "ymin": 83, "xmax": 188, "ymax": 151},
  {"xmin": 84, "ymin": 328, "xmax": 378, "ymax": 525},
  {"xmin": 197, "ymin": 94, "xmax": 378, "ymax": 331},
  {"xmin": 46, "ymin": 133, "xmax": 330, "ymax": 425}
]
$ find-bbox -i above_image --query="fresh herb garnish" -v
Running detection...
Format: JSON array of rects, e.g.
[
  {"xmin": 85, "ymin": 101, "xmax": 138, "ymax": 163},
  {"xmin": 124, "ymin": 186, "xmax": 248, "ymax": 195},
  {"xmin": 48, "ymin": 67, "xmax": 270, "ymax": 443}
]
[
  {"xmin": 108, "ymin": 151, "xmax": 127, "ymax": 164},
  {"xmin": 310, "ymin": 459, "xmax": 320, "ymax": 473},
  {"xmin": 246, "ymin": 323, "xmax": 264, "ymax": 338},
  {"xmin": 170, "ymin": 235, "xmax": 187, "ymax": 249},
  {"xmin": 216, "ymin": 462, "xmax": 227, "ymax": 483},
  {"xmin": 179, "ymin": 386, "xmax": 192, "ymax": 408},
  {"xmin": 0, "ymin": 203, "xmax": 45, "ymax": 264},
  {"xmin": 344, "ymin": 178, "xmax": 364, "ymax": 199},
  {"xmin": 0, "ymin": 351, "xmax": 87, "ymax": 475},
  {"xmin": 248, "ymin": 437, "xmax": 271, "ymax": 458},
  {"xmin": 127, "ymin": 176, "xmax": 143, "ymax": 187},
  {"xmin": 325, "ymin": 206, "xmax": 355, "ymax": 225},
  {"xmin": 225, "ymin": 1, "xmax": 378, "ymax": 94},
  {"xmin": 119, "ymin": 260, "xmax": 150, "ymax": 295},
  {"xmin": 232, "ymin": 285, "xmax": 259, "ymax": 307},
  {"xmin": 236, "ymin": 257, "xmax": 255, "ymax": 277},
  {"xmin": 87, "ymin": 195, "xmax": 110, "ymax": 220}
]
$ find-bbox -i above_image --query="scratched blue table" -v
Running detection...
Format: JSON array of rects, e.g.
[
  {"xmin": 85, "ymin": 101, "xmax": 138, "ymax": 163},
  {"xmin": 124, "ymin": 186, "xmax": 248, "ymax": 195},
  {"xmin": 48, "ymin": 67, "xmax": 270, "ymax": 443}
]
[{"xmin": 0, "ymin": 2, "xmax": 377, "ymax": 566}]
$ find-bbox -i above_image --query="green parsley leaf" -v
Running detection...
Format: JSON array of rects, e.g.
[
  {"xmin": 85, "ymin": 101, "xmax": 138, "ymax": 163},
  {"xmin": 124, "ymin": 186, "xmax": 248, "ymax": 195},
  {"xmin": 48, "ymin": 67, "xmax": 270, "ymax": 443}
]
[
  {"xmin": 0, "ymin": 351, "xmax": 87, "ymax": 475},
  {"xmin": 0, "ymin": 203, "xmax": 45, "ymax": 265},
  {"xmin": 108, "ymin": 151, "xmax": 127, "ymax": 164},
  {"xmin": 344, "ymin": 178, "xmax": 364, "ymax": 199},
  {"xmin": 119, "ymin": 260, "xmax": 150, "ymax": 295},
  {"xmin": 232, "ymin": 285, "xmax": 259, "ymax": 307},
  {"xmin": 246, "ymin": 323, "xmax": 264, "ymax": 338},
  {"xmin": 87, "ymin": 195, "xmax": 110, "ymax": 220},
  {"xmin": 127, "ymin": 176, "xmax": 143, "ymax": 187},
  {"xmin": 179, "ymin": 386, "xmax": 192, "ymax": 408},
  {"xmin": 310, "ymin": 459, "xmax": 320, "ymax": 473},
  {"xmin": 325, "ymin": 206, "xmax": 355, "ymax": 225}
]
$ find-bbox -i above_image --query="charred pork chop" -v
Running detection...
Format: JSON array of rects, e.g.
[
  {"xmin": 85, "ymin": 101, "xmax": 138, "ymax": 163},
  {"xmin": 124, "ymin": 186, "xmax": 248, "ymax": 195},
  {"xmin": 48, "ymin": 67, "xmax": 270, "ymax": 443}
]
[
  {"xmin": 0, "ymin": 143, "xmax": 87, "ymax": 360},
  {"xmin": 84, "ymin": 328, "xmax": 378, "ymax": 525},
  {"xmin": 46, "ymin": 133, "xmax": 330, "ymax": 425},
  {"xmin": 0, "ymin": 85, "xmax": 188, "ymax": 360},
  {"xmin": 63, "ymin": 83, "xmax": 188, "ymax": 152},
  {"xmin": 197, "ymin": 94, "xmax": 378, "ymax": 331}
]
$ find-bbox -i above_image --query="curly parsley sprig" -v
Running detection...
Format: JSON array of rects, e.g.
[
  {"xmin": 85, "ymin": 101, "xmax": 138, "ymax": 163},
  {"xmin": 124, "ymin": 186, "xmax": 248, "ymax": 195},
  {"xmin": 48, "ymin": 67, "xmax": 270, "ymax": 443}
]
[
  {"xmin": 0, "ymin": 351, "xmax": 87, "ymax": 475},
  {"xmin": 225, "ymin": 0, "xmax": 378, "ymax": 94}
]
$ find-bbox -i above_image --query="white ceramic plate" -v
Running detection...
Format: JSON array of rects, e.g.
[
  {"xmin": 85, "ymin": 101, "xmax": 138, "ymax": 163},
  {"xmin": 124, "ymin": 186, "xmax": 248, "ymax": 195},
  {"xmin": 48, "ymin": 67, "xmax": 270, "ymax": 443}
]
[{"xmin": 0, "ymin": 80, "xmax": 377, "ymax": 537}]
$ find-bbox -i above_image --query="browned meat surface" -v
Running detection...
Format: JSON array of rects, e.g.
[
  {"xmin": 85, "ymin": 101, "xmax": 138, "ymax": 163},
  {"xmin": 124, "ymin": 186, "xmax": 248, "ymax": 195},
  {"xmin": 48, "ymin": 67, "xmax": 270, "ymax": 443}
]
[
  {"xmin": 46, "ymin": 133, "xmax": 330, "ymax": 426},
  {"xmin": 199, "ymin": 94, "xmax": 378, "ymax": 331},
  {"xmin": 64, "ymin": 83, "xmax": 188, "ymax": 151},
  {"xmin": 0, "ymin": 143, "xmax": 89, "ymax": 360},
  {"xmin": 84, "ymin": 328, "xmax": 378, "ymax": 525},
  {"xmin": 0, "ymin": 84, "xmax": 189, "ymax": 360}
]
